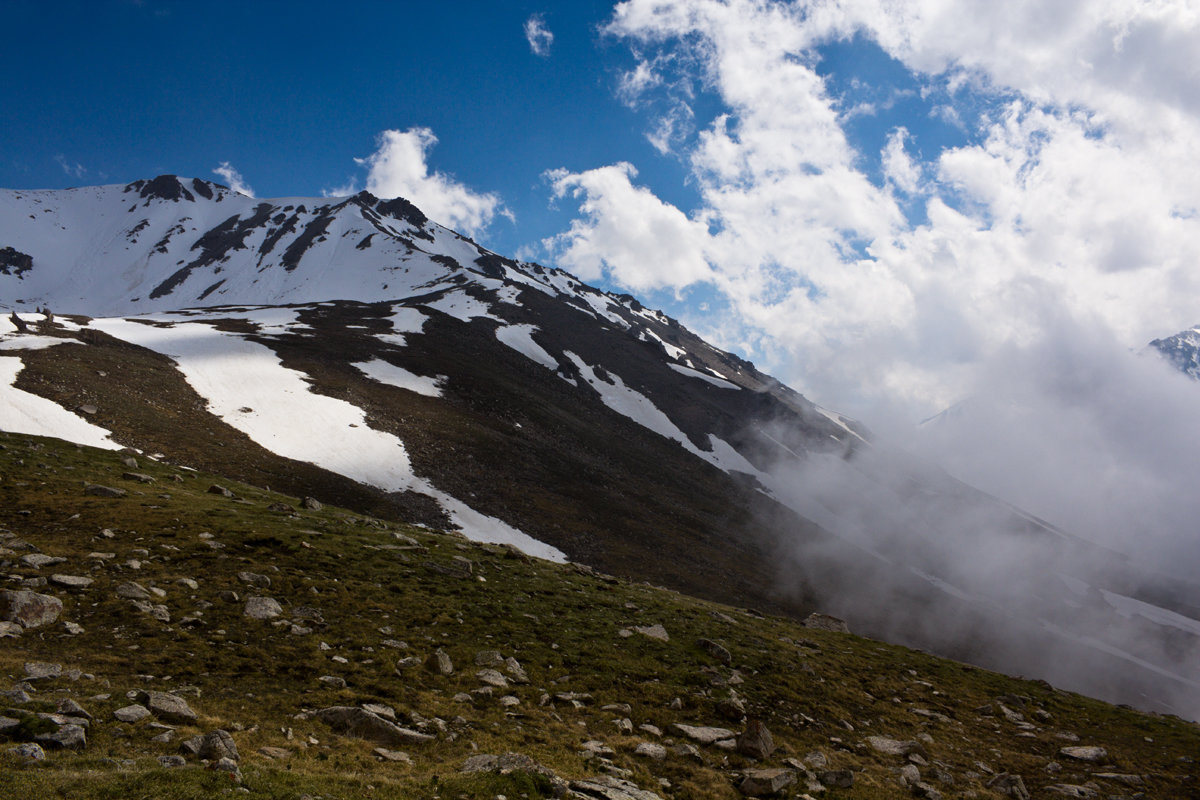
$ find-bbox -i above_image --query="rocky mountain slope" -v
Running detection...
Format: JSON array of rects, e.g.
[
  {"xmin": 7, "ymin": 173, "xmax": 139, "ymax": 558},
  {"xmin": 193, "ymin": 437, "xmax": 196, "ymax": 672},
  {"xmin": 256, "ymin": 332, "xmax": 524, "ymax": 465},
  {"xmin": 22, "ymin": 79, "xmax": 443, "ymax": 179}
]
[
  {"xmin": 1148, "ymin": 325, "xmax": 1200, "ymax": 381},
  {"xmin": 2, "ymin": 177, "xmax": 1200, "ymax": 723},
  {"xmin": 2, "ymin": 431, "xmax": 1198, "ymax": 799}
]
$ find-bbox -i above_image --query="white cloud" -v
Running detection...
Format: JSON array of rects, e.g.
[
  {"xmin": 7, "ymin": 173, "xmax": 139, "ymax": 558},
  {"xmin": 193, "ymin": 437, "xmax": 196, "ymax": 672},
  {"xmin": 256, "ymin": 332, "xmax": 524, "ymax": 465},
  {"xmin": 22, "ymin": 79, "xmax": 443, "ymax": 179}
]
[
  {"xmin": 54, "ymin": 154, "xmax": 86, "ymax": 179},
  {"xmin": 881, "ymin": 127, "xmax": 921, "ymax": 194},
  {"xmin": 524, "ymin": 13, "xmax": 554, "ymax": 57},
  {"xmin": 353, "ymin": 128, "xmax": 508, "ymax": 238},
  {"xmin": 213, "ymin": 161, "xmax": 255, "ymax": 197},
  {"xmin": 543, "ymin": 163, "xmax": 711, "ymax": 291}
]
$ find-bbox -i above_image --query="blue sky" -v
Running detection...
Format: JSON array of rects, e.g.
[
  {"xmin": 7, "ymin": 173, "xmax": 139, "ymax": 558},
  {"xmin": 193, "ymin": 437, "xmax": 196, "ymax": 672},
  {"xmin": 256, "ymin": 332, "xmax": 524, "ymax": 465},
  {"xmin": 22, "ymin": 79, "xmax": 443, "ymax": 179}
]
[{"xmin": 6, "ymin": 0, "xmax": 1200, "ymax": 555}]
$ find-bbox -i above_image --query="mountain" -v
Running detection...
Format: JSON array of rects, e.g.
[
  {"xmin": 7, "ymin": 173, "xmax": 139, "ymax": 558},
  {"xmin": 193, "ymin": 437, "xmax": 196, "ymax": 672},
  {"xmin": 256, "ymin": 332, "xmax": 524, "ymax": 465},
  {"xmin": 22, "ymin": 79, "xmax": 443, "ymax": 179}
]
[
  {"xmin": 1149, "ymin": 324, "xmax": 1200, "ymax": 380},
  {"xmin": 4, "ymin": 176, "xmax": 1200, "ymax": 722}
]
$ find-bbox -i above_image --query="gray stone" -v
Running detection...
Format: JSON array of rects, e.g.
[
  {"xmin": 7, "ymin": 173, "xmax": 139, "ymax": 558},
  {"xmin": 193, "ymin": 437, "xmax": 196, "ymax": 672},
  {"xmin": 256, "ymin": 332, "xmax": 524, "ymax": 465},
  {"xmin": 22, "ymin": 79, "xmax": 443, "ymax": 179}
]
[
  {"xmin": 634, "ymin": 742, "xmax": 667, "ymax": 760},
  {"xmin": 301, "ymin": 496, "xmax": 323, "ymax": 510},
  {"xmin": 138, "ymin": 690, "xmax": 197, "ymax": 724},
  {"xmin": 0, "ymin": 621, "xmax": 22, "ymax": 637},
  {"xmin": 801, "ymin": 612, "xmax": 850, "ymax": 633},
  {"xmin": 1059, "ymin": 745, "xmax": 1108, "ymax": 763},
  {"xmin": 696, "ymin": 637, "xmax": 733, "ymax": 665},
  {"xmin": 901, "ymin": 763, "xmax": 922, "ymax": 786},
  {"xmin": 739, "ymin": 768, "xmax": 796, "ymax": 797},
  {"xmin": 237, "ymin": 571, "xmax": 271, "ymax": 589},
  {"xmin": 634, "ymin": 623, "xmax": 669, "ymax": 641},
  {"xmin": 122, "ymin": 472, "xmax": 156, "ymax": 484},
  {"xmin": 36, "ymin": 723, "xmax": 86, "ymax": 750},
  {"xmin": 315, "ymin": 706, "xmax": 435, "ymax": 746},
  {"xmin": 504, "ymin": 656, "xmax": 529, "ymax": 683},
  {"xmin": 670, "ymin": 723, "xmax": 736, "ymax": 744},
  {"xmin": 318, "ymin": 675, "xmax": 347, "ymax": 689},
  {"xmin": 476, "ymin": 668, "xmax": 508, "ymax": 688},
  {"xmin": 474, "ymin": 649, "xmax": 504, "ymax": 667},
  {"xmin": 50, "ymin": 574, "xmax": 93, "ymax": 590},
  {"xmin": 570, "ymin": 775, "xmax": 666, "ymax": 800},
  {"xmin": 55, "ymin": 702, "xmax": 89, "ymax": 724},
  {"xmin": 131, "ymin": 600, "xmax": 170, "ymax": 622},
  {"xmin": 1045, "ymin": 785, "xmax": 1099, "ymax": 798},
  {"xmin": 115, "ymin": 582, "xmax": 151, "ymax": 600},
  {"xmin": 373, "ymin": 747, "xmax": 411, "ymax": 762},
  {"xmin": 20, "ymin": 553, "xmax": 65, "ymax": 569},
  {"xmin": 0, "ymin": 589, "xmax": 63, "ymax": 628},
  {"xmin": 24, "ymin": 661, "xmax": 63, "ymax": 680},
  {"xmin": 114, "ymin": 704, "xmax": 151, "ymax": 723},
  {"xmin": 736, "ymin": 720, "xmax": 775, "ymax": 759},
  {"xmin": 7, "ymin": 742, "xmax": 45, "ymax": 761},
  {"xmin": 867, "ymin": 735, "xmax": 927, "ymax": 758},
  {"xmin": 820, "ymin": 770, "xmax": 854, "ymax": 789},
  {"xmin": 987, "ymin": 773, "xmax": 1031, "ymax": 800},
  {"xmin": 258, "ymin": 746, "xmax": 292, "ymax": 759},
  {"xmin": 158, "ymin": 755, "xmax": 187, "ymax": 767},
  {"xmin": 199, "ymin": 729, "xmax": 239, "ymax": 761},
  {"xmin": 425, "ymin": 648, "xmax": 454, "ymax": 675},
  {"xmin": 243, "ymin": 596, "xmax": 283, "ymax": 619}
]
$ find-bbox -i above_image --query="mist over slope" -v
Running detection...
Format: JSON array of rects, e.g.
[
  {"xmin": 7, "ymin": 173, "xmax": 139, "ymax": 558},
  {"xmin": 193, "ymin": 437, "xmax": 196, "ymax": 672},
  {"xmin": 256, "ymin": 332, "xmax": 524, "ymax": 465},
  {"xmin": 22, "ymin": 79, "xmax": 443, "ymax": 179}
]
[{"xmin": 3, "ymin": 176, "xmax": 1200, "ymax": 720}]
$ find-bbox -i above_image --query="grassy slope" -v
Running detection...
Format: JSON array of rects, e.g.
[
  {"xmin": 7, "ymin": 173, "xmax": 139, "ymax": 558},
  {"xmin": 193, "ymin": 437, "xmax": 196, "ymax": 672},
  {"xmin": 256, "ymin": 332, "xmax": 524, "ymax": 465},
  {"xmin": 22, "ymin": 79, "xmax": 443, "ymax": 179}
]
[{"xmin": 1, "ymin": 431, "xmax": 1197, "ymax": 799}]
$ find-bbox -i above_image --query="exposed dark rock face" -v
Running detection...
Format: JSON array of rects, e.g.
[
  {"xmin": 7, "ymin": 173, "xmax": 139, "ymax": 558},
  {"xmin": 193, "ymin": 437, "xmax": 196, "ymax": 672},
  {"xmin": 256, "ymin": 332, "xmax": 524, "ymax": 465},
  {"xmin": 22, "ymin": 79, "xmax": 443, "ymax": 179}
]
[{"xmin": 0, "ymin": 246, "xmax": 33, "ymax": 277}]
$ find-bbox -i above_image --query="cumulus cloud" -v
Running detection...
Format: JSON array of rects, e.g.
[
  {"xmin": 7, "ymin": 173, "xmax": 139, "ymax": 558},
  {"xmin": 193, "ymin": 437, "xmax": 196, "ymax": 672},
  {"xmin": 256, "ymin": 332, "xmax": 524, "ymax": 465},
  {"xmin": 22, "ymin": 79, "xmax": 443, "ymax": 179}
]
[
  {"xmin": 543, "ymin": 162, "xmax": 711, "ymax": 291},
  {"xmin": 213, "ymin": 161, "xmax": 255, "ymax": 197},
  {"xmin": 524, "ymin": 13, "xmax": 554, "ymax": 57},
  {"xmin": 353, "ymin": 128, "xmax": 508, "ymax": 238}
]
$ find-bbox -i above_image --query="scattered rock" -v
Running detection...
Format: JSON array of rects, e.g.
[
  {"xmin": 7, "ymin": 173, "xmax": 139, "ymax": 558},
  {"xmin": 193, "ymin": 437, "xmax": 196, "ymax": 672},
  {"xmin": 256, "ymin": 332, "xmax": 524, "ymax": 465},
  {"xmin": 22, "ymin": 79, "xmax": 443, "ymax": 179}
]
[
  {"xmin": 56, "ymin": 699, "xmax": 91, "ymax": 719},
  {"xmin": 504, "ymin": 656, "xmax": 529, "ymax": 683},
  {"xmin": 301, "ymin": 496, "xmax": 323, "ymax": 510},
  {"xmin": 634, "ymin": 742, "xmax": 667, "ymax": 760},
  {"xmin": 158, "ymin": 754, "xmax": 187, "ymax": 767},
  {"xmin": 199, "ymin": 729, "xmax": 240, "ymax": 761},
  {"xmin": 84, "ymin": 484, "xmax": 127, "ymax": 498},
  {"xmin": 137, "ymin": 691, "xmax": 197, "ymax": 724},
  {"xmin": 7, "ymin": 742, "xmax": 46, "ymax": 762},
  {"xmin": 571, "ymin": 775, "xmax": 666, "ymax": 800},
  {"xmin": 0, "ymin": 621, "xmax": 22, "ymax": 637},
  {"xmin": 476, "ymin": 669, "xmax": 508, "ymax": 688},
  {"xmin": 634, "ymin": 623, "xmax": 669, "ymax": 642},
  {"xmin": 425, "ymin": 648, "xmax": 454, "ymax": 675},
  {"xmin": 24, "ymin": 661, "xmax": 63, "ymax": 680},
  {"xmin": 35, "ymin": 723, "xmax": 86, "ymax": 750},
  {"xmin": 737, "ymin": 720, "xmax": 775, "ymax": 759},
  {"xmin": 801, "ymin": 612, "xmax": 850, "ymax": 633},
  {"xmin": 237, "ymin": 571, "xmax": 271, "ymax": 589},
  {"xmin": 266, "ymin": 502, "xmax": 295, "ymax": 513},
  {"xmin": 318, "ymin": 675, "xmax": 347, "ymax": 689},
  {"xmin": 867, "ymin": 736, "xmax": 927, "ymax": 758},
  {"xmin": 115, "ymin": 582, "xmax": 151, "ymax": 600},
  {"xmin": 243, "ymin": 596, "xmax": 283, "ymax": 620},
  {"xmin": 207, "ymin": 484, "xmax": 234, "ymax": 497},
  {"xmin": 670, "ymin": 723, "xmax": 736, "ymax": 745},
  {"xmin": 19, "ymin": 553, "xmax": 66, "ymax": 569},
  {"xmin": 315, "ymin": 706, "xmax": 435, "ymax": 746},
  {"xmin": 1045, "ymin": 785, "xmax": 1100, "ymax": 798},
  {"xmin": 212, "ymin": 756, "xmax": 242, "ymax": 784},
  {"xmin": 987, "ymin": 773, "xmax": 1031, "ymax": 800},
  {"xmin": 1059, "ymin": 745, "xmax": 1108, "ymax": 763},
  {"xmin": 121, "ymin": 472, "xmax": 156, "ymax": 484},
  {"xmin": 696, "ymin": 637, "xmax": 733, "ymax": 665},
  {"xmin": 1, "ymin": 589, "xmax": 63, "ymax": 628},
  {"xmin": 130, "ymin": 600, "xmax": 170, "ymax": 622},
  {"xmin": 739, "ymin": 768, "xmax": 796, "ymax": 797},
  {"xmin": 820, "ymin": 770, "xmax": 854, "ymax": 789},
  {"xmin": 373, "ymin": 747, "xmax": 411, "ymax": 762},
  {"xmin": 49, "ymin": 575, "xmax": 93, "ymax": 590},
  {"xmin": 474, "ymin": 650, "xmax": 504, "ymax": 667}
]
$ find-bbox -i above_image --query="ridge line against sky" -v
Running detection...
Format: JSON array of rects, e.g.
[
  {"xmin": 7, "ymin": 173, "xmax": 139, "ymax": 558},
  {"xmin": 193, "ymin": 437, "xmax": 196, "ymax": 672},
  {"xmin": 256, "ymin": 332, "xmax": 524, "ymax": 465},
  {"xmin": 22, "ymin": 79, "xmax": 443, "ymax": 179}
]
[{"xmin": 5, "ymin": 0, "xmax": 1200, "ymax": 565}]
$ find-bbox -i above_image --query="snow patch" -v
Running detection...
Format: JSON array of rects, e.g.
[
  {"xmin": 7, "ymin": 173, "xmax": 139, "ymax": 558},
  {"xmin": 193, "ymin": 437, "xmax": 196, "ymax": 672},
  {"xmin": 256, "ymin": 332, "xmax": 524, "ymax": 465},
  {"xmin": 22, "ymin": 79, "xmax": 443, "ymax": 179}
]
[
  {"xmin": 354, "ymin": 358, "xmax": 444, "ymax": 398},
  {"xmin": 495, "ymin": 324, "xmax": 558, "ymax": 371},
  {"xmin": 0, "ymin": 356, "xmax": 120, "ymax": 449},
  {"xmin": 668, "ymin": 362, "xmax": 740, "ymax": 389}
]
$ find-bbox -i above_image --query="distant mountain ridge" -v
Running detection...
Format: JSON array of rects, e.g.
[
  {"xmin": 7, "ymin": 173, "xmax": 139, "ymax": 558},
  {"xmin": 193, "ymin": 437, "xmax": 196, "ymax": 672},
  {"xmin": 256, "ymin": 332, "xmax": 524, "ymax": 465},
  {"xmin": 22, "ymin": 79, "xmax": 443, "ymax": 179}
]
[
  {"xmin": 4, "ymin": 176, "xmax": 1200, "ymax": 720},
  {"xmin": 1149, "ymin": 324, "xmax": 1200, "ymax": 380}
]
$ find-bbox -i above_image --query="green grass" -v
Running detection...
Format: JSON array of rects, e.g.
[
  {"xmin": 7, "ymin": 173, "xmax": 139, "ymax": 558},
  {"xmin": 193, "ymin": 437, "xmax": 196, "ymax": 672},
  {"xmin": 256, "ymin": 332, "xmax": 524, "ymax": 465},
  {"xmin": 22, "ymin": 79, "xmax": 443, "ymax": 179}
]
[{"xmin": 1, "ymin": 431, "xmax": 1198, "ymax": 799}]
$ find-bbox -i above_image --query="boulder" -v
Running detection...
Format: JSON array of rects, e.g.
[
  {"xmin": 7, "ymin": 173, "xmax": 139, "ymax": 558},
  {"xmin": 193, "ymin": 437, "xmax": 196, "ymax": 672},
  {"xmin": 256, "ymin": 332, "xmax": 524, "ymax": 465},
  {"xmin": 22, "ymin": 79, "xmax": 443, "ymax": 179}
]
[
  {"xmin": 6, "ymin": 742, "xmax": 46, "ymax": 762},
  {"xmin": 736, "ymin": 720, "xmax": 775, "ymax": 759},
  {"xmin": 243, "ymin": 596, "xmax": 283, "ymax": 619},
  {"xmin": 24, "ymin": 661, "xmax": 63, "ymax": 681},
  {"xmin": 199, "ymin": 729, "xmax": 239, "ymax": 761},
  {"xmin": 987, "ymin": 773, "xmax": 1031, "ymax": 800},
  {"xmin": 696, "ymin": 637, "xmax": 733, "ymax": 665},
  {"xmin": 1059, "ymin": 745, "xmax": 1108, "ymax": 763},
  {"xmin": 115, "ymin": 582, "xmax": 151, "ymax": 600},
  {"xmin": 36, "ymin": 723, "xmax": 86, "ymax": 750},
  {"xmin": 1, "ymin": 590, "xmax": 63, "ymax": 628},
  {"xmin": 425, "ymin": 648, "xmax": 454, "ymax": 675},
  {"xmin": 474, "ymin": 649, "xmax": 504, "ymax": 667},
  {"xmin": 49, "ymin": 575, "xmax": 93, "ymax": 590},
  {"xmin": 570, "ymin": 775, "xmax": 666, "ymax": 800},
  {"xmin": 504, "ymin": 656, "xmax": 529, "ymax": 683},
  {"xmin": 137, "ymin": 690, "xmax": 197, "ymax": 724},
  {"xmin": 315, "ymin": 706, "xmax": 435, "ymax": 746},
  {"xmin": 634, "ymin": 742, "xmax": 667, "ymax": 760},
  {"xmin": 867, "ymin": 735, "xmax": 927, "ymax": 758},
  {"xmin": 84, "ymin": 484, "xmax": 126, "ymax": 498},
  {"xmin": 237, "ymin": 571, "xmax": 271, "ymax": 588},
  {"xmin": 739, "ymin": 768, "xmax": 796, "ymax": 797},
  {"xmin": 476, "ymin": 669, "xmax": 508, "ymax": 688},
  {"xmin": 670, "ymin": 723, "xmax": 736, "ymax": 744},
  {"xmin": 0, "ymin": 621, "xmax": 23, "ymax": 637},
  {"xmin": 801, "ymin": 612, "xmax": 850, "ymax": 633},
  {"xmin": 634, "ymin": 623, "xmax": 669, "ymax": 642}
]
